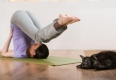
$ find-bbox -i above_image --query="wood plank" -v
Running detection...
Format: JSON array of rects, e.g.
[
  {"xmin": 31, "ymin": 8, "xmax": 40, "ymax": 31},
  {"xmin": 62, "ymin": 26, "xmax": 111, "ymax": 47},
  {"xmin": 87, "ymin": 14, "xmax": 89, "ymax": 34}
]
[{"xmin": 0, "ymin": 50, "xmax": 116, "ymax": 80}]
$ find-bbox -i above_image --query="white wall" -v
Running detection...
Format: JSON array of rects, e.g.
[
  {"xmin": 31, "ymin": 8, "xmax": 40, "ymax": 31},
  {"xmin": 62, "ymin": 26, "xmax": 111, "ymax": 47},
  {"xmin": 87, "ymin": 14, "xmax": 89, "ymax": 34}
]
[{"xmin": 0, "ymin": 1, "xmax": 116, "ymax": 50}]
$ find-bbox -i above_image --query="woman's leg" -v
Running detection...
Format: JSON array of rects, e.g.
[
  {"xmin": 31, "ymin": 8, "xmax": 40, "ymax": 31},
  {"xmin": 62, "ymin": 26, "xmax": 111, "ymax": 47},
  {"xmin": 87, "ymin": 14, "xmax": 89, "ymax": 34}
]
[
  {"xmin": 11, "ymin": 10, "xmax": 78, "ymax": 43},
  {"xmin": 25, "ymin": 11, "xmax": 43, "ymax": 30}
]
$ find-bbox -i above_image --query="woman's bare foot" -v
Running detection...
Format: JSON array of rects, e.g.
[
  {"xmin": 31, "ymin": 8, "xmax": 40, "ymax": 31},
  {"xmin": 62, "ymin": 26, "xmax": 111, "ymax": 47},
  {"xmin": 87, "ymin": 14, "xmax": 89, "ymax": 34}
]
[
  {"xmin": 65, "ymin": 14, "xmax": 80, "ymax": 25},
  {"xmin": 57, "ymin": 14, "xmax": 80, "ymax": 27},
  {"xmin": 68, "ymin": 16, "xmax": 80, "ymax": 24}
]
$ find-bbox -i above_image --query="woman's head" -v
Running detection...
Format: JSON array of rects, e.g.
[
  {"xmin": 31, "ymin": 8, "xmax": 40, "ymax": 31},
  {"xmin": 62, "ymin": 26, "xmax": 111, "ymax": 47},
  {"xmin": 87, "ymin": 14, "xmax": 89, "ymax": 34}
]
[{"xmin": 26, "ymin": 43, "xmax": 49, "ymax": 59}]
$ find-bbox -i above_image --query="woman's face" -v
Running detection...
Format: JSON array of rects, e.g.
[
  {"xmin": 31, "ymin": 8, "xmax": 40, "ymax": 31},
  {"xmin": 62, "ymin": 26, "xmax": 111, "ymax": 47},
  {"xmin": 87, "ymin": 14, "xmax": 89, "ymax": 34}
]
[{"xmin": 29, "ymin": 43, "xmax": 41, "ymax": 57}]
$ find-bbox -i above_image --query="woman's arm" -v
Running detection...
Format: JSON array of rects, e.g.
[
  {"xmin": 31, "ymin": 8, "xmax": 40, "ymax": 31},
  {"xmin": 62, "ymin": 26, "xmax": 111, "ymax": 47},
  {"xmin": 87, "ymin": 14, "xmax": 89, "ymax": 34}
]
[{"xmin": 1, "ymin": 28, "xmax": 14, "ymax": 57}]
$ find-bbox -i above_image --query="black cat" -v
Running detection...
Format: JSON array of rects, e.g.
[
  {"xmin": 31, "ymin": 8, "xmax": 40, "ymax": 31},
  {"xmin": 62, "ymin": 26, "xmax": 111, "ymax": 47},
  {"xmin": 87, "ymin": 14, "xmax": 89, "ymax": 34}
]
[{"xmin": 77, "ymin": 51, "xmax": 116, "ymax": 70}]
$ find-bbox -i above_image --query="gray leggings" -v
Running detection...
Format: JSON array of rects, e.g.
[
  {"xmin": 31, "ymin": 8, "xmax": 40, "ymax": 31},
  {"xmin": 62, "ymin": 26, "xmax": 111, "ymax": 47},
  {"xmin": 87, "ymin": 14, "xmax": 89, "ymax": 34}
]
[{"xmin": 11, "ymin": 10, "xmax": 62, "ymax": 43}]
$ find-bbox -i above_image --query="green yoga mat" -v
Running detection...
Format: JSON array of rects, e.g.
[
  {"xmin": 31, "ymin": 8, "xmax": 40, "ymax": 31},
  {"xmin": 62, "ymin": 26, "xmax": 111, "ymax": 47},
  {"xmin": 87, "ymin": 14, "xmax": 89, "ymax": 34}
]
[{"xmin": 0, "ymin": 54, "xmax": 81, "ymax": 66}]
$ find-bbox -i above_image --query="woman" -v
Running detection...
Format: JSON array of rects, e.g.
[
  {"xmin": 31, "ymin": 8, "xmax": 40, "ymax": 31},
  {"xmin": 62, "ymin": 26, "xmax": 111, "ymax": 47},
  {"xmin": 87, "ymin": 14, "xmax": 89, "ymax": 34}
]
[{"xmin": 1, "ymin": 10, "xmax": 80, "ymax": 58}]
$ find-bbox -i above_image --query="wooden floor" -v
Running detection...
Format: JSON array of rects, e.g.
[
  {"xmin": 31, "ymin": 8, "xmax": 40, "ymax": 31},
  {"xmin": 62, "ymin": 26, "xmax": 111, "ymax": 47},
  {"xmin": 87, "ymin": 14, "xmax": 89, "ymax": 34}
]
[{"xmin": 0, "ymin": 50, "xmax": 116, "ymax": 80}]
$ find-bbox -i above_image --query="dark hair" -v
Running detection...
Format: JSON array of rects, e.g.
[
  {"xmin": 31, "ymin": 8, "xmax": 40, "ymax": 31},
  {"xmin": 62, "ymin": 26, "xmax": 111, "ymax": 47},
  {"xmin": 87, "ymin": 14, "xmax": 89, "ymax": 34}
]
[
  {"xmin": 34, "ymin": 44, "xmax": 49, "ymax": 59},
  {"xmin": 26, "ymin": 44, "xmax": 49, "ymax": 59}
]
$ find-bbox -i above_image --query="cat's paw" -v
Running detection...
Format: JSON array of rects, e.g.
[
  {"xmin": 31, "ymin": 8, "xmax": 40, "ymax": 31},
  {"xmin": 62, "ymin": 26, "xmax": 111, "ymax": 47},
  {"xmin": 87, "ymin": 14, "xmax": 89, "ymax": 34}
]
[
  {"xmin": 94, "ymin": 61, "xmax": 101, "ymax": 69},
  {"xmin": 94, "ymin": 61, "xmax": 108, "ymax": 70},
  {"xmin": 76, "ymin": 65, "xmax": 81, "ymax": 68}
]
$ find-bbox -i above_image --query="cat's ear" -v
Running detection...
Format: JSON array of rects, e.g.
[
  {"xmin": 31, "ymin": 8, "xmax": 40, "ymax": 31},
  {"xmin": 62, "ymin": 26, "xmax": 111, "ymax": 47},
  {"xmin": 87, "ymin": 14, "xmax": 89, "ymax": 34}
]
[
  {"xmin": 80, "ymin": 55, "xmax": 84, "ymax": 59},
  {"xmin": 76, "ymin": 65, "xmax": 81, "ymax": 68}
]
